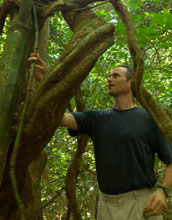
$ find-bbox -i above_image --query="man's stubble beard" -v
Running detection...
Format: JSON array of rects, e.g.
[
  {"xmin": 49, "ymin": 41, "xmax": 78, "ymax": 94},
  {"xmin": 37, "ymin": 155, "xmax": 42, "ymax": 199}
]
[{"xmin": 108, "ymin": 88, "xmax": 130, "ymax": 98}]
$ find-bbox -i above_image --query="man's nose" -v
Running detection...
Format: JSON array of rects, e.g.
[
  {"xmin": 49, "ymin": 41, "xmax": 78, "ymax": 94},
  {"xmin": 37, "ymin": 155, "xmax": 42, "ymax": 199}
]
[{"xmin": 108, "ymin": 76, "xmax": 112, "ymax": 82}]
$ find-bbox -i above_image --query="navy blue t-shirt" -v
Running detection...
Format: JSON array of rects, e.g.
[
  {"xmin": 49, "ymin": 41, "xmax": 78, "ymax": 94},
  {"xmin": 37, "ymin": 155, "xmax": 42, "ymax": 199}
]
[{"xmin": 69, "ymin": 107, "xmax": 172, "ymax": 195}]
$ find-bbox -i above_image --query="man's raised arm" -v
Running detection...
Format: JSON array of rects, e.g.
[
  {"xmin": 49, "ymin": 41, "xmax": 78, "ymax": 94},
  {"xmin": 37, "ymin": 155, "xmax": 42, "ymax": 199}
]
[
  {"xmin": 28, "ymin": 53, "xmax": 78, "ymax": 131},
  {"xmin": 60, "ymin": 113, "xmax": 78, "ymax": 130}
]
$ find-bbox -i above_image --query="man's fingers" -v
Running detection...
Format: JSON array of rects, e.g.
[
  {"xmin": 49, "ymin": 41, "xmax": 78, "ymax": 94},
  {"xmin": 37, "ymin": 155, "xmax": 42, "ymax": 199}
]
[
  {"xmin": 28, "ymin": 56, "xmax": 38, "ymax": 62},
  {"xmin": 153, "ymin": 204, "xmax": 166, "ymax": 214},
  {"xmin": 144, "ymin": 205, "xmax": 164, "ymax": 216},
  {"xmin": 30, "ymin": 53, "xmax": 36, "ymax": 57},
  {"xmin": 144, "ymin": 190, "xmax": 168, "ymax": 217},
  {"xmin": 28, "ymin": 53, "xmax": 47, "ymax": 81},
  {"xmin": 35, "ymin": 64, "xmax": 45, "ymax": 71},
  {"xmin": 144, "ymin": 203, "xmax": 161, "ymax": 215},
  {"xmin": 28, "ymin": 53, "xmax": 42, "ymax": 64},
  {"xmin": 34, "ymin": 65, "xmax": 45, "ymax": 81},
  {"xmin": 34, "ymin": 72, "xmax": 44, "ymax": 81},
  {"xmin": 144, "ymin": 195, "xmax": 154, "ymax": 210}
]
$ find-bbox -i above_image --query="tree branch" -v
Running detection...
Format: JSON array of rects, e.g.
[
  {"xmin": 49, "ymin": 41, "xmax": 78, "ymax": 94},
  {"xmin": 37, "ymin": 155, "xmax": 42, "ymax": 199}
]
[
  {"xmin": 40, "ymin": 0, "xmax": 110, "ymax": 19},
  {"xmin": 65, "ymin": 88, "xmax": 88, "ymax": 220},
  {"xmin": 0, "ymin": 0, "xmax": 33, "ymax": 186},
  {"xmin": 0, "ymin": 0, "xmax": 33, "ymax": 216},
  {"xmin": 82, "ymin": 164, "xmax": 96, "ymax": 176},
  {"xmin": 0, "ymin": 7, "xmax": 114, "ymax": 218},
  {"xmin": 21, "ymin": 10, "xmax": 114, "ymax": 160},
  {"xmin": 75, "ymin": 0, "xmax": 109, "ymax": 6},
  {"xmin": 73, "ymin": 0, "xmax": 110, "ymax": 12},
  {"xmin": 41, "ymin": 0, "xmax": 79, "ymax": 19},
  {"xmin": 9, "ymin": 3, "xmax": 39, "ymax": 219},
  {"xmin": 110, "ymin": 0, "xmax": 144, "ymax": 91},
  {"xmin": 41, "ymin": 187, "xmax": 64, "ymax": 209},
  {"xmin": 75, "ymin": 88, "xmax": 86, "ymax": 111},
  {"xmin": 132, "ymin": 84, "xmax": 172, "ymax": 142}
]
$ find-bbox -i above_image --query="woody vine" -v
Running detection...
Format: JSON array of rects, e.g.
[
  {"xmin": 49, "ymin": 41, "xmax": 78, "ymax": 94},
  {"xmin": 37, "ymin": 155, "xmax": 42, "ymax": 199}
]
[{"xmin": 0, "ymin": 0, "xmax": 171, "ymax": 219}]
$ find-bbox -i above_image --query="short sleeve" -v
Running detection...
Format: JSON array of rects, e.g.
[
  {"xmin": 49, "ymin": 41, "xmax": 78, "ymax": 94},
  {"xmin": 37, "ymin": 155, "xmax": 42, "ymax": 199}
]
[
  {"xmin": 68, "ymin": 110, "xmax": 95, "ymax": 137},
  {"xmin": 152, "ymin": 122, "xmax": 172, "ymax": 164}
]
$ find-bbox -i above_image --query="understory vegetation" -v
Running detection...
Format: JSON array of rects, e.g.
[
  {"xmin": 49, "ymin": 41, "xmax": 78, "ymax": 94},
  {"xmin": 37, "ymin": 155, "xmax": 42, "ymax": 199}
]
[{"xmin": 0, "ymin": 0, "xmax": 172, "ymax": 219}]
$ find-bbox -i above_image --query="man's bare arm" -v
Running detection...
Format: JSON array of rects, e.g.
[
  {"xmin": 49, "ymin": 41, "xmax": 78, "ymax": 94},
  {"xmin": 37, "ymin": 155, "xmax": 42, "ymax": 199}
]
[
  {"xmin": 60, "ymin": 113, "xmax": 78, "ymax": 130},
  {"xmin": 28, "ymin": 54, "xmax": 78, "ymax": 131},
  {"xmin": 160, "ymin": 162, "xmax": 172, "ymax": 189}
]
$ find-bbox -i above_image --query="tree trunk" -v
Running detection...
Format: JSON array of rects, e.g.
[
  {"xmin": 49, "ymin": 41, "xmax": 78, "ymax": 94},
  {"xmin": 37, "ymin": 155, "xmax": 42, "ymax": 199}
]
[
  {"xmin": 4, "ymin": 151, "xmax": 47, "ymax": 220},
  {"xmin": 0, "ymin": 0, "xmax": 33, "ymax": 185},
  {"xmin": 0, "ymin": 1, "xmax": 114, "ymax": 219}
]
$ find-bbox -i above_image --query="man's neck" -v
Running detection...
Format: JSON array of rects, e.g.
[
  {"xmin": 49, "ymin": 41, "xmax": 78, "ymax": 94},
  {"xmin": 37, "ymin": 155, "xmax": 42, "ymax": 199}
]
[{"xmin": 113, "ymin": 95, "xmax": 135, "ymax": 110}]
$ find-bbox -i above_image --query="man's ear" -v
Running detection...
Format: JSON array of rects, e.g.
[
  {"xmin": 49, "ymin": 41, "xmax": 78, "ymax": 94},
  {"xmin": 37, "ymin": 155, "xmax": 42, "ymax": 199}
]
[{"xmin": 127, "ymin": 79, "xmax": 132, "ymax": 87}]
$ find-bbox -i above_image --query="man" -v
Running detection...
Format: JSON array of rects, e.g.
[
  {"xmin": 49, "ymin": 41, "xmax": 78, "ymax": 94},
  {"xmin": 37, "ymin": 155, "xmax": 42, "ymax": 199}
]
[{"xmin": 29, "ymin": 54, "xmax": 172, "ymax": 220}]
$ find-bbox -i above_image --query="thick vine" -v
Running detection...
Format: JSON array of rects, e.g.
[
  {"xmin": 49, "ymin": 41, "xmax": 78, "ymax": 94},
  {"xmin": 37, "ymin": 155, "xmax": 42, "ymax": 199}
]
[{"xmin": 9, "ymin": 2, "xmax": 39, "ymax": 219}]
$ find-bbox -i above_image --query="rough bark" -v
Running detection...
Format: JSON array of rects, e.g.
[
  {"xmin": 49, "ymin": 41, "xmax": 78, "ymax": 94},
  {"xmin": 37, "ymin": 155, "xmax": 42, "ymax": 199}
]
[
  {"xmin": 0, "ymin": 2, "xmax": 114, "ymax": 219},
  {"xmin": 0, "ymin": 0, "xmax": 33, "ymax": 186},
  {"xmin": 40, "ymin": 0, "xmax": 107, "ymax": 20},
  {"xmin": 31, "ymin": 18, "xmax": 49, "ymax": 97},
  {"xmin": 27, "ymin": 151, "xmax": 47, "ymax": 220},
  {"xmin": 41, "ymin": 1, "xmax": 80, "ymax": 19},
  {"xmin": 65, "ymin": 135, "xmax": 89, "ymax": 220},
  {"xmin": 65, "ymin": 89, "xmax": 89, "ymax": 220},
  {"xmin": 132, "ymin": 85, "xmax": 172, "ymax": 141},
  {"xmin": 5, "ymin": 151, "xmax": 47, "ymax": 220},
  {"xmin": 20, "ymin": 9, "xmax": 114, "ymax": 169}
]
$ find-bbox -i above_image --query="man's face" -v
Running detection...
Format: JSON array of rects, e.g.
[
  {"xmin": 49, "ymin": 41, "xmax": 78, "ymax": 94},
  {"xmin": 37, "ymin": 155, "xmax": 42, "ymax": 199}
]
[{"xmin": 107, "ymin": 67, "xmax": 131, "ymax": 97}]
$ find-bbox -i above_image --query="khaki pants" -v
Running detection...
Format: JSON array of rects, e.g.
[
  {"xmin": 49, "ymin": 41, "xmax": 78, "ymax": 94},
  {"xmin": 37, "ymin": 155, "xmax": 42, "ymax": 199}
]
[{"xmin": 97, "ymin": 188, "xmax": 163, "ymax": 220}]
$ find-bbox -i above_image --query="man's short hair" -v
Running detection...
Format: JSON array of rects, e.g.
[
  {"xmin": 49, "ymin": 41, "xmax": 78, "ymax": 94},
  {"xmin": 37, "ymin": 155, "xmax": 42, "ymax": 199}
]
[{"xmin": 116, "ymin": 65, "xmax": 134, "ymax": 81}]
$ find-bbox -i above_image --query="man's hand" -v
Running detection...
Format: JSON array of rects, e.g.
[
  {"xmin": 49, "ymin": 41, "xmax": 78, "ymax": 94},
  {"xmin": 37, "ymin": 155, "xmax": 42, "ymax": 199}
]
[
  {"xmin": 144, "ymin": 188, "xmax": 168, "ymax": 216},
  {"xmin": 28, "ymin": 53, "xmax": 48, "ymax": 81}
]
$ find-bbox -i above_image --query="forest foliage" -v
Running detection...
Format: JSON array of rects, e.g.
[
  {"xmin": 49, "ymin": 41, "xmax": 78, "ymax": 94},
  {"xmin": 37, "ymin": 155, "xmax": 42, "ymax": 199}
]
[{"xmin": 0, "ymin": 0, "xmax": 172, "ymax": 219}]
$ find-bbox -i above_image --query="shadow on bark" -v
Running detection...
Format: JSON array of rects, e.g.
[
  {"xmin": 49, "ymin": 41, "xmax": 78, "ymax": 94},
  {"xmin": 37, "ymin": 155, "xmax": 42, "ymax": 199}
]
[{"xmin": 0, "ymin": 1, "xmax": 114, "ymax": 219}]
